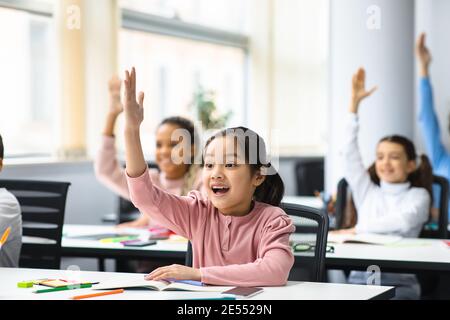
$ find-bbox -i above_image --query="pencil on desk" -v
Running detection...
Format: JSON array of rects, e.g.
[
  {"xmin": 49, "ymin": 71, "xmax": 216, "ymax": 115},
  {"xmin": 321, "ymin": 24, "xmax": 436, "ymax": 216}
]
[
  {"xmin": 71, "ymin": 289, "xmax": 124, "ymax": 300},
  {"xmin": 0, "ymin": 226, "xmax": 11, "ymax": 248}
]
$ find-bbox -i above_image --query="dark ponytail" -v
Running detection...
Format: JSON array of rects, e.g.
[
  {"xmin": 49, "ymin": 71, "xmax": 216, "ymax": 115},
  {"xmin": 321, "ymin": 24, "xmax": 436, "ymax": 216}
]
[
  {"xmin": 253, "ymin": 165, "xmax": 285, "ymax": 206},
  {"xmin": 204, "ymin": 127, "xmax": 285, "ymax": 206},
  {"xmin": 368, "ymin": 135, "xmax": 433, "ymax": 203},
  {"xmin": 409, "ymin": 154, "xmax": 433, "ymax": 200}
]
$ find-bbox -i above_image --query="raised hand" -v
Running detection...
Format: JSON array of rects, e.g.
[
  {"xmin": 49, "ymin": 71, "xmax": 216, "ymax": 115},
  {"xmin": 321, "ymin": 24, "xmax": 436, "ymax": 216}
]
[
  {"xmin": 416, "ymin": 33, "xmax": 432, "ymax": 77},
  {"xmin": 108, "ymin": 75, "xmax": 123, "ymax": 117},
  {"xmin": 350, "ymin": 68, "xmax": 377, "ymax": 114},
  {"xmin": 123, "ymin": 67, "xmax": 147, "ymax": 177},
  {"xmin": 123, "ymin": 67, "xmax": 145, "ymax": 131}
]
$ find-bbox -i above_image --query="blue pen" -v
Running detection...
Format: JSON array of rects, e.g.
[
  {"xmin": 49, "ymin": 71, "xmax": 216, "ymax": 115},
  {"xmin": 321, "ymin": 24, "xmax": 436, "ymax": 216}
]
[{"xmin": 171, "ymin": 279, "xmax": 204, "ymax": 286}]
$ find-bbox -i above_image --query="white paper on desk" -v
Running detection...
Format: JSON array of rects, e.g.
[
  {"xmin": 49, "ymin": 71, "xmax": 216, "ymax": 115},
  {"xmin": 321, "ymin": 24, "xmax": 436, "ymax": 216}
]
[{"xmin": 327, "ymin": 233, "xmax": 402, "ymax": 245}]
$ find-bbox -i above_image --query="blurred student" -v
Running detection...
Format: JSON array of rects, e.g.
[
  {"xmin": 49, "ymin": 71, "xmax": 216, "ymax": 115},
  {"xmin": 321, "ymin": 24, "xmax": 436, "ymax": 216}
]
[
  {"xmin": 416, "ymin": 32, "xmax": 450, "ymax": 221},
  {"xmin": 338, "ymin": 68, "xmax": 432, "ymax": 299},
  {"xmin": 0, "ymin": 134, "xmax": 22, "ymax": 268},
  {"xmin": 94, "ymin": 76, "xmax": 203, "ymax": 231}
]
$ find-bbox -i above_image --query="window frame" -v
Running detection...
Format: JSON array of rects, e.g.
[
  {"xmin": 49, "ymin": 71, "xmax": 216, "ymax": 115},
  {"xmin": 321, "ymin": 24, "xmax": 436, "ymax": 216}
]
[{"xmin": 0, "ymin": 0, "xmax": 52, "ymax": 17}]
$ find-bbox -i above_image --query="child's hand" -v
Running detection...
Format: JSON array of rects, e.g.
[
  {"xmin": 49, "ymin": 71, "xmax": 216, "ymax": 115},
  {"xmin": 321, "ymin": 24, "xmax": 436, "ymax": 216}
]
[
  {"xmin": 108, "ymin": 75, "xmax": 123, "ymax": 117},
  {"xmin": 350, "ymin": 68, "xmax": 377, "ymax": 113},
  {"xmin": 145, "ymin": 264, "xmax": 202, "ymax": 282},
  {"xmin": 416, "ymin": 33, "xmax": 432, "ymax": 77},
  {"xmin": 123, "ymin": 67, "xmax": 145, "ymax": 131}
]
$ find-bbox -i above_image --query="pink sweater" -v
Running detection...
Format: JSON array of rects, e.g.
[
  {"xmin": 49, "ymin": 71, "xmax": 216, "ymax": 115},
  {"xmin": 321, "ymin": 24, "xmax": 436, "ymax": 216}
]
[{"xmin": 126, "ymin": 168, "xmax": 295, "ymax": 287}]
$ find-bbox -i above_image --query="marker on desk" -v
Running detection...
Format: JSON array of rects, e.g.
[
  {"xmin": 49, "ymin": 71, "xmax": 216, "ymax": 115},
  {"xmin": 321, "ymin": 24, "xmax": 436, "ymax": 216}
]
[
  {"xmin": 99, "ymin": 236, "xmax": 139, "ymax": 243},
  {"xmin": 33, "ymin": 283, "xmax": 92, "ymax": 294},
  {"xmin": 181, "ymin": 295, "xmax": 236, "ymax": 301}
]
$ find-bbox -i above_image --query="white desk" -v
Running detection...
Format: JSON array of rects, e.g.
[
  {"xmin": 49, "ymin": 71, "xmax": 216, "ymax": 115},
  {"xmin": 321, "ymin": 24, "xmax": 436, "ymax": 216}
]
[
  {"xmin": 61, "ymin": 225, "xmax": 450, "ymax": 274},
  {"xmin": 0, "ymin": 268, "xmax": 394, "ymax": 300},
  {"xmin": 291, "ymin": 234, "xmax": 450, "ymax": 273},
  {"xmin": 61, "ymin": 225, "xmax": 187, "ymax": 270}
]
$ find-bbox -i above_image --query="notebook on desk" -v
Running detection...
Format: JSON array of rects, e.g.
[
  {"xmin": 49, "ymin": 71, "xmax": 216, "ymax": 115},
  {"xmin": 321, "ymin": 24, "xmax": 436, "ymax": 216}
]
[
  {"xmin": 93, "ymin": 278, "xmax": 233, "ymax": 293},
  {"xmin": 327, "ymin": 233, "xmax": 402, "ymax": 245}
]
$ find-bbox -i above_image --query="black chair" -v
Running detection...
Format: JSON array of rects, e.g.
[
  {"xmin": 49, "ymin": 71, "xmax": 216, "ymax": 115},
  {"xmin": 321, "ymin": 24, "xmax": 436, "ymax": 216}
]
[
  {"xmin": 281, "ymin": 202, "xmax": 329, "ymax": 282},
  {"xmin": 295, "ymin": 158, "xmax": 324, "ymax": 196},
  {"xmin": 335, "ymin": 176, "xmax": 449, "ymax": 237},
  {"xmin": 0, "ymin": 179, "xmax": 71, "ymax": 269},
  {"xmin": 420, "ymin": 175, "xmax": 449, "ymax": 239},
  {"xmin": 185, "ymin": 241, "xmax": 193, "ymax": 267}
]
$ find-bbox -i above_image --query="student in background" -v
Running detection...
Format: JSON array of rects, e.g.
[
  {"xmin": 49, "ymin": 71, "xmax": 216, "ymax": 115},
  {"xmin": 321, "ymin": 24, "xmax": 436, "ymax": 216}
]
[
  {"xmin": 94, "ymin": 75, "xmax": 203, "ymax": 231},
  {"xmin": 416, "ymin": 32, "xmax": 450, "ymax": 221},
  {"xmin": 122, "ymin": 67, "xmax": 295, "ymax": 286},
  {"xmin": 339, "ymin": 68, "xmax": 432, "ymax": 299},
  {"xmin": 0, "ymin": 134, "xmax": 22, "ymax": 268}
]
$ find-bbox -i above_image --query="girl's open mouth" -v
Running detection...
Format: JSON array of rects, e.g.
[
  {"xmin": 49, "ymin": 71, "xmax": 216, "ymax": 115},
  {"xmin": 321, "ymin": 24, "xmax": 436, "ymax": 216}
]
[{"xmin": 211, "ymin": 186, "xmax": 230, "ymax": 195}]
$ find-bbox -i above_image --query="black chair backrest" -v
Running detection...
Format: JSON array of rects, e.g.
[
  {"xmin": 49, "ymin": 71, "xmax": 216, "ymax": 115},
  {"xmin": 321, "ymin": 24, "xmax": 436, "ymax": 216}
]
[
  {"xmin": 185, "ymin": 241, "xmax": 193, "ymax": 267},
  {"xmin": 335, "ymin": 178, "xmax": 350, "ymax": 230},
  {"xmin": 335, "ymin": 176, "xmax": 449, "ymax": 238},
  {"xmin": 118, "ymin": 162, "xmax": 159, "ymax": 223},
  {"xmin": 281, "ymin": 202, "xmax": 329, "ymax": 282},
  {"xmin": 420, "ymin": 175, "xmax": 449, "ymax": 239},
  {"xmin": 0, "ymin": 179, "xmax": 71, "ymax": 269},
  {"xmin": 295, "ymin": 158, "xmax": 324, "ymax": 196}
]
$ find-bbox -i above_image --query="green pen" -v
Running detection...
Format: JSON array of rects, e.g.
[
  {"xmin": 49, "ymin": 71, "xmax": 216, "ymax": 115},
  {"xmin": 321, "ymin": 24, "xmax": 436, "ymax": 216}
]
[
  {"xmin": 33, "ymin": 283, "xmax": 92, "ymax": 294},
  {"xmin": 182, "ymin": 296, "xmax": 237, "ymax": 300},
  {"xmin": 99, "ymin": 236, "xmax": 139, "ymax": 243}
]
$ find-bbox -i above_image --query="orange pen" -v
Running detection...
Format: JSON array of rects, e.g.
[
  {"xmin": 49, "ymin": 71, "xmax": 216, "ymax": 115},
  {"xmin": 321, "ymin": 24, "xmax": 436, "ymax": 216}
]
[
  {"xmin": 71, "ymin": 289, "xmax": 124, "ymax": 300},
  {"xmin": 0, "ymin": 227, "xmax": 11, "ymax": 249}
]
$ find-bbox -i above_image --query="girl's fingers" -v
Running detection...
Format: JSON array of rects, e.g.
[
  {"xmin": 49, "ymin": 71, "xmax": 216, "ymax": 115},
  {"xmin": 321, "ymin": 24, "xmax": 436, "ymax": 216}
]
[
  {"xmin": 148, "ymin": 265, "xmax": 174, "ymax": 278},
  {"xmin": 131, "ymin": 67, "xmax": 136, "ymax": 99},
  {"xmin": 138, "ymin": 92, "xmax": 145, "ymax": 108}
]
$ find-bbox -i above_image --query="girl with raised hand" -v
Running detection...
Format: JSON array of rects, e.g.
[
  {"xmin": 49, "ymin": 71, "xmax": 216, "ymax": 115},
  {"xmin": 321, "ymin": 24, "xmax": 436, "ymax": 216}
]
[
  {"xmin": 416, "ymin": 32, "xmax": 450, "ymax": 221},
  {"xmin": 342, "ymin": 68, "xmax": 433, "ymax": 299},
  {"xmin": 123, "ymin": 67, "xmax": 295, "ymax": 286}
]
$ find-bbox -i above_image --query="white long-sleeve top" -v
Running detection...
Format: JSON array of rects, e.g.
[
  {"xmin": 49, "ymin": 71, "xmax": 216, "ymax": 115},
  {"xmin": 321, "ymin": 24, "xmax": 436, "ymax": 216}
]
[
  {"xmin": 0, "ymin": 188, "xmax": 22, "ymax": 267},
  {"xmin": 343, "ymin": 113, "xmax": 430, "ymax": 238}
]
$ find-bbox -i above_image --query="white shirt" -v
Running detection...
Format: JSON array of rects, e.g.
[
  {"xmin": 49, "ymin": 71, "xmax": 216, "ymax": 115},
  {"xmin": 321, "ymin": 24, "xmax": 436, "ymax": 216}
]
[
  {"xmin": 343, "ymin": 114, "xmax": 430, "ymax": 238},
  {"xmin": 0, "ymin": 188, "xmax": 22, "ymax": 267}
]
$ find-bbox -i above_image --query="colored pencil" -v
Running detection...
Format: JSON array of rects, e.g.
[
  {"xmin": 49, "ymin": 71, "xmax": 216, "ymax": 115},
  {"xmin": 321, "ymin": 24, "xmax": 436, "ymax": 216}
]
[{"xmin": 71, "ymin": 289, "xmax": 124, "ymax": 300}]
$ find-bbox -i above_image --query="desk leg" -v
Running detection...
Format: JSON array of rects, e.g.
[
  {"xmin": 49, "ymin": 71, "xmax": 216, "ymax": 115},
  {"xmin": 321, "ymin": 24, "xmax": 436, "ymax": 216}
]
[{"xmin": 98, "ymin": 258, "xmax": 105, "ymax": 272}]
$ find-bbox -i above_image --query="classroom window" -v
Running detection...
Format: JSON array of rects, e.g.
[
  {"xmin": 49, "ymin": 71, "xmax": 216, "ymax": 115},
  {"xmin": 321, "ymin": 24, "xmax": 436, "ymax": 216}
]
[
  {"xmin": 0, "ymin": 2, "xmax": 56, "ymax": 158},
  {"xmin": 118, "ymin": 1, "xmax": 248, "ymax": 157},
  {"xmin": 120, "ymin": 0, "xmax": 249, "ymax": 34}
]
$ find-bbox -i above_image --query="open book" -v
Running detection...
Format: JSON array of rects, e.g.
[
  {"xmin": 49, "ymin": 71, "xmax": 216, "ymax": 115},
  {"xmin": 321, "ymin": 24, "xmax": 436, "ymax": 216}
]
[
  {"xmin": 327, "ymin": 233, "xmax": 402, "ymax": 245},
  {"xmin": 93, "ymin": 278, "xmax": 233, "ymax": 293}
]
